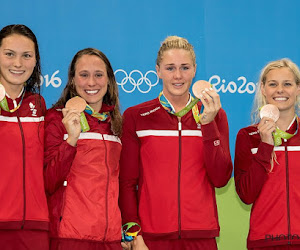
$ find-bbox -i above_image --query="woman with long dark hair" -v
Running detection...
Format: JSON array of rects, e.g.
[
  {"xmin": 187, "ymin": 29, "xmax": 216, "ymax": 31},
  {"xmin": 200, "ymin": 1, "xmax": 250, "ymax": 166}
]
[{"xmin": 0, "ymin": 24, "xmax": 49, "ymax": 250}]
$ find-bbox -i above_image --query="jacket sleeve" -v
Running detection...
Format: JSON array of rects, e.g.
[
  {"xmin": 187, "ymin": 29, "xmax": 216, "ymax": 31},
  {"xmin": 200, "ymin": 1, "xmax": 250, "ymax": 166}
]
[
  {"xmin": 119, "ymin": 108, "xmax": 141, "ymax": 227},
  {"xmin": 201, "ymin": 108, "xmax": 233, "ymax": 187},
  {"xmin": 44, "ymin": 109, "xmax": 77, "ymax": 195},
  {"xmin": 234, "ymin": 128, "xmax": 273, "ymax": 204}
]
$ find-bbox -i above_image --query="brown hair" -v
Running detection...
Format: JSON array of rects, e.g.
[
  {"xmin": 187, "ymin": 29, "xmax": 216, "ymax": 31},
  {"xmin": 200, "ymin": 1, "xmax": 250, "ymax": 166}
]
[{"xmin": 54, "ymin": 48, "xmax": 122, "ymax": 136}]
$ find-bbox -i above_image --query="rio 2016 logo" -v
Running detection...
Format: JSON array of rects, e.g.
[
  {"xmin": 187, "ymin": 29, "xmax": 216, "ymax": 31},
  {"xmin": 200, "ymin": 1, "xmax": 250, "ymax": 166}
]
[{"xmin": 209, "ymin": 75, "xmax": 256, "ymax": 94}]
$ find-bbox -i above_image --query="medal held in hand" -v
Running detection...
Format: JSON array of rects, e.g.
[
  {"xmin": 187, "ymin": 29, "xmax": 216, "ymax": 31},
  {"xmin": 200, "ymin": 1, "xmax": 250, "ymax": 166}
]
[
  {"xmin": 65, "ymin": 96, "xmax": 90, "ymax": 132},
  {"xmin": 259, "ymin": 104, "xmax": 280, "ymax": 122},
  {"xmin": 259, "ymin": 104, "xmax": 295, "ymax": 146}
]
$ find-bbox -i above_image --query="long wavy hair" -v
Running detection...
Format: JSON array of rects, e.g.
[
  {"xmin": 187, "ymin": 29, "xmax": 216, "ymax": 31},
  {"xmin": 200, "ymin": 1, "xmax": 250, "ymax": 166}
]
[
  {"xmin": 0, "ymin": 24, "xmax": 42, "ymax": 94},
  {"xmin": 251, "ymin": 58, "xmax": 300, "ymax": 124},
  {"xmin": 54, "ymin": 48, "xmax": 122, "ymax": 136}
]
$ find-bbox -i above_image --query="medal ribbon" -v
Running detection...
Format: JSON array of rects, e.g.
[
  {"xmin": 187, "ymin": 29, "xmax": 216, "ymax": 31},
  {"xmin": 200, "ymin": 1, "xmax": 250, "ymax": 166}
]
[
  {"xmin": 85, "ymin": 104, "xmax": 109, "ymax": 121},
  {"xmin": 0, "ymin": 89, "xmax": 25, "ymax": 114},
  {"xmin": 272, "ymin": 117, "xmax": 298, "ymax": 146},
  {"xmin": 158, "ymin": 91, "xmax": 203, "ymax": 124},
  {"xmin": 122, "ymin": 222, "xmax": 141, "ymax": 242},
  {"xmin": 77, "ymin": 104, "xmax": 110, "ymax": 132}
]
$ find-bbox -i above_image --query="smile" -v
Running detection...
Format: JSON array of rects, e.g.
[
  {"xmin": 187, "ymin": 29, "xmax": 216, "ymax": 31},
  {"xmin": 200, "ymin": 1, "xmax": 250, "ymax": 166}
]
[
  {"xmin": 85, "ymin": 89, "xmax": 100, "ymax": 95},
  {"xmin": 274, "ymin": 97, "xmax": 288, "ymax": 101},
  {"xmin": 9, "ymin": 70, "xmax": 25, "ymax": 74},
  {"xmin": 173, "ymin": 83, "xmax": 184, "ymax": 87}
]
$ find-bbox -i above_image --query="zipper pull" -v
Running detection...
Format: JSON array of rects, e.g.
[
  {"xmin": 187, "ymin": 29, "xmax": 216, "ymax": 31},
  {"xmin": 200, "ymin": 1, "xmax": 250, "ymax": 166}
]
[{"xmin": 178, "ymin": 121, "xmax": 182, "ymax": 131}]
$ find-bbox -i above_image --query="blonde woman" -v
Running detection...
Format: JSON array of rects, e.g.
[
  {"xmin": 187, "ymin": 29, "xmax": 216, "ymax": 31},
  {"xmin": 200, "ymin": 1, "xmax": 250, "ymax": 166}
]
[
  {"xmin": 235, "ymin": 58, "xmax": 300, "ymax": 249},
  {"xmin": 119, "ymin": 36, "xmax": 232, "ymax": 250}
]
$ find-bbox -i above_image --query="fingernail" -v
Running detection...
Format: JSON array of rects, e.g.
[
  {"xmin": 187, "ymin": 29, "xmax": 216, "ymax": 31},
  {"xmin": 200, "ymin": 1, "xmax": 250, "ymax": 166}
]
[
  {"xmin": 205, "ymin": 88, "xmax": 209, "ymax": 91},
  {"xmin": 209, "ymin": 87, "xmax": 213, "ymax": 90}
]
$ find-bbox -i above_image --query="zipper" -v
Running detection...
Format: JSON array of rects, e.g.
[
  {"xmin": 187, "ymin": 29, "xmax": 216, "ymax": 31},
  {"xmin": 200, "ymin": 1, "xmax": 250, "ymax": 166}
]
[
  {"xmin": 102, "ymin": 134, "xmax": 109, "ymax": 241},
  {"xmin": 59, "ymin": 181, "xmax": 68, "ymax": 224},
  {"xmin": 177, "ymin": 120, "xmax": 182, "ymax": 239},
  {"xmin": 284, "ymin": 140, "xmax": 291, "ymax": 244},
  {"xmin": 17, "ymin": 110, "xmax": 26, "ymax": 229}
]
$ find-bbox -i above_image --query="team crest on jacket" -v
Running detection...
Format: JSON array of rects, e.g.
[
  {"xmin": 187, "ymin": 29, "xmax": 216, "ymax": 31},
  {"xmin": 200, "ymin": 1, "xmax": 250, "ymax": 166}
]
[{"xmin": 29, "ymin": 102, "xmax": 37, "ymax": 116}]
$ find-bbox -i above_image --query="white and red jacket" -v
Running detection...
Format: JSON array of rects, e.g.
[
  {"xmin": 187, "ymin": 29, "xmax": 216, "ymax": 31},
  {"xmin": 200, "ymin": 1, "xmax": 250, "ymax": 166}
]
[
  {"xmin": 0, "ymin": 92, "xmax": 49, "ymax": 230},
  {"xmin": 119, "ymin": 98, "xmax": 232, "ymax": 240},
  {"xmin": 234, "ymin": 118, "xmax": 300, "ymax": 248},
  {"xmin": 44, "ymin": 104, "xmax": 122, "ymax": 245}
]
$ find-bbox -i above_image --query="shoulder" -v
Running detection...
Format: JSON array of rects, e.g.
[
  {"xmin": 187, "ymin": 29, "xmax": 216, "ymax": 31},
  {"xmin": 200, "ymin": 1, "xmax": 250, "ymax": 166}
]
[
  {"xmin": 45, "ymin": 106, "xmax": 63, "ymax": 122},
  {"xmin": 123, "ymin": 98, "xmax": 161, "ymax": 117},
  {"xmin": 236, "ymin": 124, "xmax": 260, "ymax": 141}
]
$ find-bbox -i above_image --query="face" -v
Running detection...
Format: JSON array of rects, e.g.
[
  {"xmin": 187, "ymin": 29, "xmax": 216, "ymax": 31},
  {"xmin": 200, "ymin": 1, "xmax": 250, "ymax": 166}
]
[
  {"xmin": 74, "ymin": 54, "xmax": 108, "ymax": 112},
  {"xmin": 156, "ymin": 49, "xmax": 196, "ymax": 102},
  {"xmin": 0, "ymin": 34, "xmax": 36, "ymax": 93},
  {"xmin": 261, "ymin": 67, "xmax": 300, "ymax": 114}
]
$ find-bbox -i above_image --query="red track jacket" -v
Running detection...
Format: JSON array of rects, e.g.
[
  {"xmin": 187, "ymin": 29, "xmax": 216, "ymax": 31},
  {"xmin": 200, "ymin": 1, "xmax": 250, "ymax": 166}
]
[
  {"xmin": 119, "ymin": 98, "xmax": 232, "ymax": 240},
  {"xmin": 44, "ymin": 105, "xmax": 122, "ymax": 244},
  {"xmin": 0, "ymin": 92, "xmax": 49, "ymax": 230},
  {"xmin": 235, "ymin": 118, "xmax": 300, "ymax": 248}
]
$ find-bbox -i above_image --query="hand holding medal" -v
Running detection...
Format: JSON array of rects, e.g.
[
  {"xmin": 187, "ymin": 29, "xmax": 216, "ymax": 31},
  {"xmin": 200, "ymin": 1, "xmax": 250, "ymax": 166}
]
[
  {"xmin": 258, "ymin": 104, "xmax": 279, "ymax": 145},
  {"xmin": 63, "ymin": 96, "xmax": 89, "ymax": 146},
  {"xmin": 259, "ymin": 104, "xmax": 295, "ymax": 146},
  {"xmin": 192, "ymin": 80, "xmax": 221, "ymax": 125}
]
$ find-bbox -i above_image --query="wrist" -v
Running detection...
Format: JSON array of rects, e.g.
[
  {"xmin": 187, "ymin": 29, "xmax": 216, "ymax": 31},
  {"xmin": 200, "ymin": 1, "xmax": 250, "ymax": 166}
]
[{"xmin": 66, "ymin": 136, "xmax": 78, "ymax": 147}]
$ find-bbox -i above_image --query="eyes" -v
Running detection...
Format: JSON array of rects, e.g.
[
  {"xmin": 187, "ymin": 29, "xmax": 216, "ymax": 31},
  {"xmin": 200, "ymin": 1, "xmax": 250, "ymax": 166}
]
[
  {"xmin": 267, "ymin": 82, "xmax": 294, "ymax": 87},
  {"xmin": 4, "ymin": 51, "xmax": 34, "ymax": 59},
  {"xmin": 165, "ymin": 66, "xmax": 191, "ymax": 71},
  {"xmin": 79, "ymin": 72, "xmax": 104, "ymax": 78}
]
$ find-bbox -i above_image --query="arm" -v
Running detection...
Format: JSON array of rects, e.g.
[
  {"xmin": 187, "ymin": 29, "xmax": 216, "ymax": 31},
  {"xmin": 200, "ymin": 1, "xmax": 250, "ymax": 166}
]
[
  {"xmin": 234, "ymin": 128, "xmax": 273, "ymax": 204},
  {"xmin": 119, "ymin": 108, "xmax": 141, "ymax": 227},
  {"xmin": 44, "ymin": 109, "xmax": 77, "ymax": 195},
  {"xmin": 201, "ymin": 108, "xmax": 233, "ymax": 187}
]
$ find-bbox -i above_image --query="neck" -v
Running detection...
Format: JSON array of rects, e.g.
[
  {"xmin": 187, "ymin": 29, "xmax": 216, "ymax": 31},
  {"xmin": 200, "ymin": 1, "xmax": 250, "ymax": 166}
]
[
  {"xmin": 5, "ymin": 85, "xmax": 24, "ymax": 100},
  {"xmin": 0, "ymin": 81, "xmax": 24, "ymax": 100},
  {"xmin": 88, "ymin": 102, "xmax": 102, "ymax": 113},
  {"xmin": 277, "ymin": 109, "xmax": 296, "ymax": 131},
  {"xmin": 163, "ymin": 92, "xmax": 190, "ymax": 113}
]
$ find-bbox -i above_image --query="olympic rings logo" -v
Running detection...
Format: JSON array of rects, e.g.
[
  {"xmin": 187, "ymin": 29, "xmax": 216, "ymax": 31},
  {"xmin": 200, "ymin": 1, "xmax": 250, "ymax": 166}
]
[{"xmin": 114, "ymin": 69, "xmax": 159, "ymax": 93}]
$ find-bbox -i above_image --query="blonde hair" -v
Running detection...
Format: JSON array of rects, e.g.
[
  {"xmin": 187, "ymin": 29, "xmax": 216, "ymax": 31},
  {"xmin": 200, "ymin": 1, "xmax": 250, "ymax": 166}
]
[
  {"xmin": 251, "ymin": 58, "xmax": 300, "ymax": 124},
  {"xmin": 156, "ymin": 36, "xmax": 196, "ymax": 66}
]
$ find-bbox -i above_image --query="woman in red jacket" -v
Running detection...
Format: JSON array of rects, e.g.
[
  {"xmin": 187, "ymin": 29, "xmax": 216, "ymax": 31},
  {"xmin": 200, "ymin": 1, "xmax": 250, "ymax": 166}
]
[
  {"xmin": 119, "ymin": 36, "xmax": 232, "ymax": 250},
  {"xmin": 44, "ymin": 48, "xmax": 123, "ymax": 250},
  {"xmin": 0, "ymin": 24, "xmax": 49, "ymax": 250},
  {"xmin": 234, "ymin": 58, "xmax": 300, "ymax": 249}
]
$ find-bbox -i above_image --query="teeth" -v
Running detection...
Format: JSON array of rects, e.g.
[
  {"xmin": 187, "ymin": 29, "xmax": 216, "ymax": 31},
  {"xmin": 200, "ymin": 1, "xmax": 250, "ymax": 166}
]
[
  {"xmin": 10, "ymin": 70, "xmax": 24, "ymax": 74},
  {"xmin": 174, "ymin": 83, "xmax": 183, "ymax": 86},
  {"xmin": 85, "ymin": 90, "xmax": 99, "ymax": 94},
  {"xmin": 274, "ymin": 97, "xmax": 288, "ymax": 101}
]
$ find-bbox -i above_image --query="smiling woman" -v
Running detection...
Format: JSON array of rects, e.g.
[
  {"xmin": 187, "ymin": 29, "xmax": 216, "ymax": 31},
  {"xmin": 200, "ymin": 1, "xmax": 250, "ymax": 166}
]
[
  {"xmin": 0, "ymin": 24, "xmax": 49, "ymax": 250},
  {"xmin": 44, "ymin": 48, "xmax": 123, "ymax": 250},
  {"xmin": 234, "ymin": 58, "xmax": 300, "ymax": 249}
]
